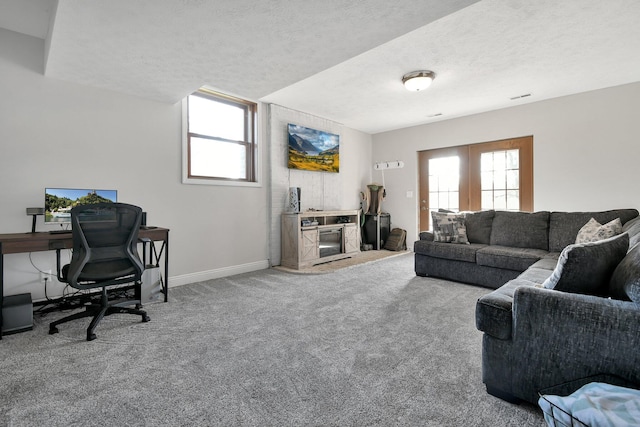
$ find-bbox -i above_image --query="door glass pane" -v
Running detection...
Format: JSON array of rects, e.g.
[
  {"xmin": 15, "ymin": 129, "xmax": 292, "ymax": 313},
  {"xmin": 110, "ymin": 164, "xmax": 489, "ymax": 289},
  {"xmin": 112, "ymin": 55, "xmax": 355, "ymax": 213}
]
[
  {"xmin": 429, "ymin": 192, "xmax": 438, "ymax": 208},
  {"xmin": 429, "ymin": 176, "xmax": 439, "ymax": 192},
  {"xmin": 480, "ymin": 149, "xmax": 520, "ymax": 211},
  {"xmin": 507, "ymin": 190, "xmax": 520, "ymax": 210},
  {"xmin": 506, "ymin": 170, "xmax": 519, "ymax": 189},
  {"xmin": 481, "ymin": 172, "xmax": 493, "ymax": 190},
  {"xmin": 439, "ymin": 192, "xmax": 449, "ymax": 208},
  {"xmin": 449, "ymin": 192, "xmax": 459, "ymax": 210},
  {"xmin": 494, "ymin": 190, "xmax": 507, "ymax": 210},
  {"xmin": 493, "ymin": 170, "xmax": 506, "ymax": 189},
  {"xmin": 482, "ymin": 190, "xmax": 493, "ymax": 209},
  {"xmin": 428, "ymin": 156, "xmax": 460, "ymax": 229},
  {"xmin": 506, "ymin": 149, "xmax": 519, "ymax": 169}
]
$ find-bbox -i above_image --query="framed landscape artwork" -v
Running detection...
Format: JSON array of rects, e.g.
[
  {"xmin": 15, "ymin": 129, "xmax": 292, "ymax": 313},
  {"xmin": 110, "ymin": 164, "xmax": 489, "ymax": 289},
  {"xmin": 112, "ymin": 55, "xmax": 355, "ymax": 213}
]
[{"xmin": 287, "ymin": 123, "xmax": 339, "ymax": 173}]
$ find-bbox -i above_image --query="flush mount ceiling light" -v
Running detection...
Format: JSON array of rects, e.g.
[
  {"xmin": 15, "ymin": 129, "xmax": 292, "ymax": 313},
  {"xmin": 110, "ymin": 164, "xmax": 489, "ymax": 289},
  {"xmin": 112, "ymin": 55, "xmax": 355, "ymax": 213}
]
[{"xmin": 402, "ymin": 70, "xmax": 436, "ymax": 91}]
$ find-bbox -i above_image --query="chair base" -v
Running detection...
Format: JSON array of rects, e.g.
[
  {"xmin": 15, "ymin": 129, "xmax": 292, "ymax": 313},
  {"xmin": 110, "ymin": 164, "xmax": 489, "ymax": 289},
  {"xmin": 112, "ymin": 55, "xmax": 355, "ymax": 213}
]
[{"xmin": 49, "ymin": 300, "xmax": 150, "ymax": 341}]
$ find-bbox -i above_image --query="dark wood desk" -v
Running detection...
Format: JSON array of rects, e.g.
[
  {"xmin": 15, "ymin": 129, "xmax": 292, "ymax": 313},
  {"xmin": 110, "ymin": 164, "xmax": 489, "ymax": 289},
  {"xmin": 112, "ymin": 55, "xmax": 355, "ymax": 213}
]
[{"xmin": 0, "ymin": 227, "xmax": 169, "ymax": 339}]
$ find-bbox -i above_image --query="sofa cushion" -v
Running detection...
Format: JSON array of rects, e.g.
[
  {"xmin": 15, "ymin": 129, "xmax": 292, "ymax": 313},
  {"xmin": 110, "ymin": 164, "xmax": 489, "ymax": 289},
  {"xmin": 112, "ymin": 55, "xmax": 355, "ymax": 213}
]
[
  {"xmin": 530, "ymin": 256, "xmax": 560, "ymax": 271},
  {"xmin": 490, "ymin": 211, "xmax": 550, "ymax": 250},
  {"xmin": 548, "ymin": 210, "xmax": 639, "ymax": 252},
  {"xmin": 431, "ymin": 211, "xmax": 469, "ymax": 244},
  {"xmin": 476, "ymin": 246, "xmax": 549, "ymax": 271},
  {"xmin": 517, "ymin": 267, "xmax": 554, "ymax": 284},
  {"xmin": 622, "ymin": 216, "xmax": 640, "ymax": 250},
  {"xmin": 542, "ymin": 233, "xmax": 629, "ymax": 296},
  {"xmin": 610, "ymin": 242, "xmax": 640, "ymax": 303},
  {"xmin": 413, "ymin": 240, "xmax": 485, "ymax": 263},
  {"xmin": 575, "ymin": 218, "xmax": 622, "ymax": 244},
  {"xmin": 464, "ymin": 210, "xmax": 495, "ymax": 244}
]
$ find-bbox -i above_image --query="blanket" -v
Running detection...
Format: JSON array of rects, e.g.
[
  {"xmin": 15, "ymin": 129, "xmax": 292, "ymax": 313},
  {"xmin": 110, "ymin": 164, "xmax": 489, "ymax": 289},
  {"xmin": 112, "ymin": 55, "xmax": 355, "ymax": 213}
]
[{"xmin": 538, "ymin": 382, "xmax": 640, "ymax": 427}]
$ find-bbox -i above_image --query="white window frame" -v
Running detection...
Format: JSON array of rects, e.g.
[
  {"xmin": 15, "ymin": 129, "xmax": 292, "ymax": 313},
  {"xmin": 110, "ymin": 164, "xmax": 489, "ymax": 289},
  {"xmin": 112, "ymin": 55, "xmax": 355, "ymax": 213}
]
[{"xmin": 182, "ymin": 87, "xmax": 262, "ymax": 187}]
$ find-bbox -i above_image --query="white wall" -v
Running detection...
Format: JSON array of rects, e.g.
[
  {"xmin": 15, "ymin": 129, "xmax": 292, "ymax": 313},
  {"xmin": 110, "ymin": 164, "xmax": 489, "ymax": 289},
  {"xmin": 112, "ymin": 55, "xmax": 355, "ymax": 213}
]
[
  {"xmin": 372, "ymin": 82, "xmax": 640, "ymax": 246},
  {"xmin": 0, "ymin": 29, "xmax": 374, "ymax": 300},
  {"xmin": 0, "ymin": 29, "xmax": 271, "ymax": 300},
  {"xmin": 268, "ymin": 105, "xmax": 372, "ymax": 265}
]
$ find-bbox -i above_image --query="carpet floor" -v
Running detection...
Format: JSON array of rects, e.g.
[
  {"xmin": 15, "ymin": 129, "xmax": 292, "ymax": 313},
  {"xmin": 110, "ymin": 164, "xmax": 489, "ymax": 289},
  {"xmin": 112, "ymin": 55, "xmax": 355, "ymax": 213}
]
[
  {"xmin": 273, "ymin": 249, "xmax": 409, "ymax": 274},
  {"xmin": 0, "ymin": 253, "xmax": 544, "ymax": 426}
]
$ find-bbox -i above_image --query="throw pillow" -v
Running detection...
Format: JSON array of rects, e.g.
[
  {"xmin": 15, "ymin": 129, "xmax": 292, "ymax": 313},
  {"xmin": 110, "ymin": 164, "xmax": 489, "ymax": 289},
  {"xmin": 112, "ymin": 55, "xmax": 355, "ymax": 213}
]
[
  {"xmin": 542, "ymin": 233, "xmax": 629, "ymax": 296},
  {"xmin": 431, "ymin": 211, "xmax": 469, "ymax": 244},
  {"xmin": 489, "ymin": 211, "xmax": 550, "ymax": 250},
  {"xmin": 575, "ymin": 217, "xmax": 622, "ymax": 244},
  {"xmin": 463, "ymin": 210, "xmax": 495, "ymax": 244},
  {"xmin": 609, "ymin": 242, "xmax": 640, "ymax": 303},
  {"xmin": 622, "ymin": 216, "xmax": 640, "ymax": 250}
]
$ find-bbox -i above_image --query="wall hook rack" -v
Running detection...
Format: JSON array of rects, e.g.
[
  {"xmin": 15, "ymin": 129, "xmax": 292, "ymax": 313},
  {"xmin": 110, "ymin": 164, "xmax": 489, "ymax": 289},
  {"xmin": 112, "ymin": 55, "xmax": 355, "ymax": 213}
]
[{"xmin": 373, "ymin": 160, "xmax": 404, "ymax": 170}]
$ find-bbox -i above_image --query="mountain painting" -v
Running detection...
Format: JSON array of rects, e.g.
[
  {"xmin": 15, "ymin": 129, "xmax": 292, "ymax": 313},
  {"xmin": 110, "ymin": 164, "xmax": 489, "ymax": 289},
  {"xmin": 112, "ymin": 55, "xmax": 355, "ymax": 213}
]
[{"xmin": 287, "ymin": 123, "xmax": 340, "ymax": 173}]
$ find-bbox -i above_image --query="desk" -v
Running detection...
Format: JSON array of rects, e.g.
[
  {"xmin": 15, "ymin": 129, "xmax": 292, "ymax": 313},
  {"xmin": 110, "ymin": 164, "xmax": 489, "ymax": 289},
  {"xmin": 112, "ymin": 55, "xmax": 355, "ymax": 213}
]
[{"xmin": 0, "ymin": 227, "xmax": 169, "ymax": 339}]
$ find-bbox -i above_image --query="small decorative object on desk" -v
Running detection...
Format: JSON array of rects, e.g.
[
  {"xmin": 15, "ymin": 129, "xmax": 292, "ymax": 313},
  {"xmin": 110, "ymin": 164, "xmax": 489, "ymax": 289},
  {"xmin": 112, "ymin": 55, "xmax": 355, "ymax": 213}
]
[{"xmin": 539, "ymin": 381, "xmax": 640, "ymax": 427}]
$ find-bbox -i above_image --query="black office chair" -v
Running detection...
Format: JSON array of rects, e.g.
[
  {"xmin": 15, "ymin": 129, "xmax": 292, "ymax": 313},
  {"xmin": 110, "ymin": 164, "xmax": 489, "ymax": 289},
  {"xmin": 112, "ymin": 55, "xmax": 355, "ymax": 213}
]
[{"xmin": 49, "ymin": 202, "xmax": 150, "ymax": 341}]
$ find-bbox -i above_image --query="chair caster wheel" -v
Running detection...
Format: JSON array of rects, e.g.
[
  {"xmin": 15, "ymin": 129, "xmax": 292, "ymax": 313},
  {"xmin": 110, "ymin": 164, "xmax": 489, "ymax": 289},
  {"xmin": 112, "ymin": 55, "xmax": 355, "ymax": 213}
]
[
  {"xmin": 49, "ymin": 326, "xmax": 59, "ymax": 335},
  {"xmin": 142, "ymin": 315, "xmax": 151, "ymax": 322},
  {"xmin": 87, "ymin": 333, "xmax": 97, "ymax": 341}
]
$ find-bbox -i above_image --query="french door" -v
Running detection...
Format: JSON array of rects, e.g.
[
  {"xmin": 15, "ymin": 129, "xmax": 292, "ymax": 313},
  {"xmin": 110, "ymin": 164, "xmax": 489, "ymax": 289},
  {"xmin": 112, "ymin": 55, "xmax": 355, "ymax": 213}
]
[{"xmin": 418, "ymin": 136, "xmax": 533, "ymax": 231}]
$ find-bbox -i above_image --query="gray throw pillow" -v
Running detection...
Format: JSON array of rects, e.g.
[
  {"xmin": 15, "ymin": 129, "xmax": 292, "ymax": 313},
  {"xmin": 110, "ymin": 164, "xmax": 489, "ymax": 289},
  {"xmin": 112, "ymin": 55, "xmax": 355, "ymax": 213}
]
[
  {"xmin": 431, "ymin": 211, "xmax": 469, "ymax": 244},
  {"xmin": 542, "ymin": 233, "xmax": 629, "ymax": 296},
  {"xmin": 622, "ymin": 216, "xmax": 640, "ymax": 250},
  {"xmin": 464, "ymin": 210, "xmax": 495, "ymax": 244},
  {"xmin": 575, "ymin": 217, "xmax": 621, "ymax": 244},
  {"xmin": 490, "ymin": 211, "xmax": 550, "ymax": 250},
  {"xmin": 610, "ymin": 242, "xmax": 640, "ymax": 303}
]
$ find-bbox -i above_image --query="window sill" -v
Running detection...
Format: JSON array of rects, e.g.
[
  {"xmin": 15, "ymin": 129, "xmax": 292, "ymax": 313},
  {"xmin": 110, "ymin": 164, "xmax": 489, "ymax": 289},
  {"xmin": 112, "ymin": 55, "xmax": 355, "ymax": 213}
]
[{"xmin": 182, "ymin": 177, "xmax": 262, "ymax": 188}]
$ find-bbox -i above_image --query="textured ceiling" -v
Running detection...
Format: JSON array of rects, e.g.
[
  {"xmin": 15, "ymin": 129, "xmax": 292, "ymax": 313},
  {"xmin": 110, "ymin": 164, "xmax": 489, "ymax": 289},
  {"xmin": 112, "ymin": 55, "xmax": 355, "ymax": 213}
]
[
  {"xmin": 2, "ymin": 0, "xmax": 640, "ymax": 134},
  {"xmin": 43, "ymin": 0, "xmax": 478, "ymax": 106},
  {"xmin": 265, "ymin": 0, "xmax": 640, "ymax": 132}
]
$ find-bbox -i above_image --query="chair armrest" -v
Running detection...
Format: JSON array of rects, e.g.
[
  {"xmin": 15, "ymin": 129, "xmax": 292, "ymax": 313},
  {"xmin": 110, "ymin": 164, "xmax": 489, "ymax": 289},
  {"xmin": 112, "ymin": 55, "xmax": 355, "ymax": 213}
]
[{"xmin": 55, "ymin": 248, "xmax": 65, "ymax": 282}]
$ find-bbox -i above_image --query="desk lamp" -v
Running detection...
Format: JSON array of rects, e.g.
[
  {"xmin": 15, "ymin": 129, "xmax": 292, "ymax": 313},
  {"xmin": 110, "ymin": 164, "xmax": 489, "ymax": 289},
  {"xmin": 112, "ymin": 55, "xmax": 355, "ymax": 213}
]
[{"xmin": 26, "ymin": 207, "xmax": 44, "ymax": 233}]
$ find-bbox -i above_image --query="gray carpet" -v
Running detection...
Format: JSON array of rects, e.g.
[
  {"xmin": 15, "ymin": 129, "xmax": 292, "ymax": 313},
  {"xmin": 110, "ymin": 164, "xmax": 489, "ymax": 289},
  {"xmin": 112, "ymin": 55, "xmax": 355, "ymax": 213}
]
[{"xmin": 0, "ymin": 253, "xmax": 544, "ymax": 426}]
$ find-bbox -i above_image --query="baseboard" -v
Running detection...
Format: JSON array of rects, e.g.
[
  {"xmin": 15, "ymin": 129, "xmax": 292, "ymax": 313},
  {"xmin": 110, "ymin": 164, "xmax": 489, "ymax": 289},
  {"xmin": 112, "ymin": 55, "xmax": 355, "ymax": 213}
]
[{"xmin": 168, "ymin": 260, "xmax": 270, "ymax": 288}]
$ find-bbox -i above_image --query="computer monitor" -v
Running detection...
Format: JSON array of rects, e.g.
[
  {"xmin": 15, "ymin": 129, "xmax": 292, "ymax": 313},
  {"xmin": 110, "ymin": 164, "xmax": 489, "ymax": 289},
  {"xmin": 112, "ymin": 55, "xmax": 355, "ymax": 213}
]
[{"xmin": 44, "ymin": 188, "xmax": 118, "ymax": 224}]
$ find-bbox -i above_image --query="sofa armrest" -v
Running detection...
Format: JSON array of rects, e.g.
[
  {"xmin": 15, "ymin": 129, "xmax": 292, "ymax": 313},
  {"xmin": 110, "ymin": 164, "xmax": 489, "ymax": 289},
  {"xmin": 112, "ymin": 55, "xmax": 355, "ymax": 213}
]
[
  {"xmin": 419, "ymin": 231, "xmax": 434, "ymax": 241},
  {"xmin": 512, "ymin": 286, "xmax": 640, "ymax": 384},
  {"xmin": 513, "ymin": 286, "xmax": 640, "ymax": 338}
]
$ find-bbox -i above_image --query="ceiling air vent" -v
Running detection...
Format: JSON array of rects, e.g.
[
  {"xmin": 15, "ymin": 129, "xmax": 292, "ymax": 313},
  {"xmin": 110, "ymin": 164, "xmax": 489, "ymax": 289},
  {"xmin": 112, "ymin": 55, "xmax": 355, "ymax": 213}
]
[{"xmin": 510, "ymin": 93, "xmax": 532, "ymax": 100}]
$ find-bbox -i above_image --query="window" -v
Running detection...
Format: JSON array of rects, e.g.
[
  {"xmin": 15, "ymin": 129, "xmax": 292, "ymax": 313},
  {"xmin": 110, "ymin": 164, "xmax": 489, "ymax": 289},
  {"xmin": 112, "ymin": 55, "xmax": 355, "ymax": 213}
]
[
  {"xmin": 468, "ymin": 137, "xmax": 533, "ymax": 212},
  {"xmin": 480, "ymin": 149, "xmax": 520, "ymax": 211},
  {"xmin": 183, "ymin": 88, "xmax": 258, "ymax": 185},
  {"xmin": 427, "ymin": 156, "xmax": 460, "ymax": 229}
]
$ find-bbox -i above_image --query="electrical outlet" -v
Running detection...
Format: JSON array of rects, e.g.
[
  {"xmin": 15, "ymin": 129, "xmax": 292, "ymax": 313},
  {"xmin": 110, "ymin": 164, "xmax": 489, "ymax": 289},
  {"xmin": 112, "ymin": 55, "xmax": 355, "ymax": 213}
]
[{"xmin": 40, "ymin": 270, "xmax": 52, "ymax": 283}]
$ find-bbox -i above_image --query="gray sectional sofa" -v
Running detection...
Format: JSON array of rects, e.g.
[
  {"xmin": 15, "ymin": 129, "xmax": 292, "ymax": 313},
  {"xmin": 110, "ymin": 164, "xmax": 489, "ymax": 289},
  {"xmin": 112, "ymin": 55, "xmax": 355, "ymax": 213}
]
[{"xmin": 414, "ymin": 209, "xmax": 640, "ymax": 404}]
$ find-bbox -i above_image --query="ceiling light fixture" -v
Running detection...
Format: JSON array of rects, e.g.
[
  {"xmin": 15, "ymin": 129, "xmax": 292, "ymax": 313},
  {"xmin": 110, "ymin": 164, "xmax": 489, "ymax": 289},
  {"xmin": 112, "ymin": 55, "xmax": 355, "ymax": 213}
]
[{"xmin": 402, "ymin": 70, "xmax": 436, "ymax": 91}]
